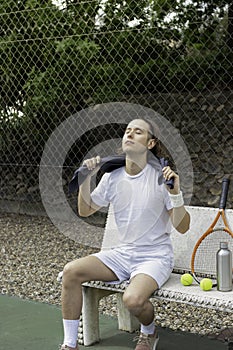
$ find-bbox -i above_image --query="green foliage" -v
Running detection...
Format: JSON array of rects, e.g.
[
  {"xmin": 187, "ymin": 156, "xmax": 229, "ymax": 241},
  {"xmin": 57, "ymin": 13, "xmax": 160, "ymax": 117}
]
[
  {"xmin": 0, "ymin": 0, "xmax": 232, "ymax": 162},
  {"xmin": 24, "ymin": 38, "xmax": 100, "ymax": 122}
]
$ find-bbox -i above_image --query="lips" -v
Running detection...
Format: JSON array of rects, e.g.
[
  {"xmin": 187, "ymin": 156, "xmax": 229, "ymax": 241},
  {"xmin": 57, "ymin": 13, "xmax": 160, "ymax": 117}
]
[{"xmin": 125, "ymin": 140, "xmax": 134, "ymax": 145}]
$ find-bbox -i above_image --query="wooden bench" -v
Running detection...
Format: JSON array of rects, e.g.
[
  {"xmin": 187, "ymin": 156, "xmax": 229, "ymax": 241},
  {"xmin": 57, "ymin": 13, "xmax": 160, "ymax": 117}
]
[{"xmin": 59, "ymin": 205, "xmax": 233, "ymax": 346}]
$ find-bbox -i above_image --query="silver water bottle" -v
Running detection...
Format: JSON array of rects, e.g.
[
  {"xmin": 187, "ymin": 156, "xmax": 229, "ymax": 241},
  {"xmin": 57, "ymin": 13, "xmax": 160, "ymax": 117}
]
[{"xmin": 216, "ymin": 242, "xmax": 232, "ymax": 292}]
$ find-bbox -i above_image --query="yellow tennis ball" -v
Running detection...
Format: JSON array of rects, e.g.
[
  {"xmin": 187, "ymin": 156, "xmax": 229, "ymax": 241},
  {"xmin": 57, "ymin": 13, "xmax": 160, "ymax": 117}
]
[
  {"xmin": 200, "ymin": 278, "xmax": 213, "ymax": 291},
  {"xmin": 180, "ymin": 273, "xmax": 193, "ymax": 286}
]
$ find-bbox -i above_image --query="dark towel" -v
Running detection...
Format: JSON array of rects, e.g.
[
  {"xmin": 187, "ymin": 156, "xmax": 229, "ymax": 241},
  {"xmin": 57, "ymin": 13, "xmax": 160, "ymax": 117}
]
[{"xmin": 68, "ymin": 154, "xmax": 174, "ymax": 194}]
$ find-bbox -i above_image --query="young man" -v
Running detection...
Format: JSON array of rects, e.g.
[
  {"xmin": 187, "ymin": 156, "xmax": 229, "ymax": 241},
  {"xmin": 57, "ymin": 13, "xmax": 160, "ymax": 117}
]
[{"xmin": 60, "ymin": 119, "xmax": 190, "ymax": 350}]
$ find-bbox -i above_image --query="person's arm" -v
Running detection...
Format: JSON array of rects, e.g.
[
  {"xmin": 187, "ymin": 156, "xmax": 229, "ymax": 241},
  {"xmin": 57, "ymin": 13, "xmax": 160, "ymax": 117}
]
[
  {"xmin": 168, "ymin": 205, "xmax": 190, "ymax": 234},
  {"xmin": 78, "ymin": 156, "xmax": 102, "ymax": 217},
  {"xmin": 163, "ymin": 166, "xmax": 190, "ymax": 234}
]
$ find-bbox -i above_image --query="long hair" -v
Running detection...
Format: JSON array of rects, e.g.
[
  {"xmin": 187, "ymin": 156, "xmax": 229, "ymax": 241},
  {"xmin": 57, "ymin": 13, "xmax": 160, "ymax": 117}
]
[{"xmin": 140, "ymin": 118, "xmax": 168, "ymax": 159}]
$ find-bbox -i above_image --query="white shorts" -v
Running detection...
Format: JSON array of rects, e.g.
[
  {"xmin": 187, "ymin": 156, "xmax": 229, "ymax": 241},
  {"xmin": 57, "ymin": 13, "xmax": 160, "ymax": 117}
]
[{"xmin": 92, "ymin": 245, "xmax": 174, "ymax": 288}]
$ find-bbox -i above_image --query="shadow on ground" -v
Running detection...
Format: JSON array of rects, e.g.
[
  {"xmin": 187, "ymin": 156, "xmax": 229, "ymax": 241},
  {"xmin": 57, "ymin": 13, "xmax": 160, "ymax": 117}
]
[{"xmin": 0, "ymin": 294, "xmax": 228, "ymax": 350}]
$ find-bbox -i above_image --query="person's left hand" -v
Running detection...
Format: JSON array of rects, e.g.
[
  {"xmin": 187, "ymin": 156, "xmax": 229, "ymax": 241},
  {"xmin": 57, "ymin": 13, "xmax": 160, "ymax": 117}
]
[{"xmin": 162, "ymin": 166, "xmax": 180, "ymax": 194}]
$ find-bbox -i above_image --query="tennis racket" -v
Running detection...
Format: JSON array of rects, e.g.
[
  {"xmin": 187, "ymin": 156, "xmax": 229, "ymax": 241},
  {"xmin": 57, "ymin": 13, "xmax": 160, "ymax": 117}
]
[{"xmin": 191, "ymin": 178, "xmax": 233, "ymax": 286}]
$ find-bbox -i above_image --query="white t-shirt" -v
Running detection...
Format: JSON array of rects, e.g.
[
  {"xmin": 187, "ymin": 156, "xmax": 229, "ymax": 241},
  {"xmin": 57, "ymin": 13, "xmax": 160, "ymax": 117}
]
[{"xmin": 91, "ymin": 163, "xmax": 173, "ymax": 248}]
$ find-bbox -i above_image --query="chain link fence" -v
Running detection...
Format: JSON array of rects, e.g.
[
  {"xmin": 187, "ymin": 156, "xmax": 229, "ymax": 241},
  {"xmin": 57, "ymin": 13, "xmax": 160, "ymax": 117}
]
[{"xmin": 1, "ymin": 0, "xmax": 233, "ymax": 218}]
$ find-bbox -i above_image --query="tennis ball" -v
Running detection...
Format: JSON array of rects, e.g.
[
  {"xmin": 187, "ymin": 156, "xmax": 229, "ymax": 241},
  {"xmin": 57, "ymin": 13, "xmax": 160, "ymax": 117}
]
[
  {"xmin": 200, "ymin": 278, "xmax": 213, "ymax": 291},
  {"xmin": 180, "ymin": 273, "xmax": 193, "ymax": 286}
]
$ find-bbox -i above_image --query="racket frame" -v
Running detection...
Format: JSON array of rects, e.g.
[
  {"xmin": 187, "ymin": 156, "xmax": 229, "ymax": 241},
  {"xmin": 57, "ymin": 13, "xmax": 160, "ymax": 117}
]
[{"xmin": 190, "ymin": 178, "xmax": 232, "ymax": 286}]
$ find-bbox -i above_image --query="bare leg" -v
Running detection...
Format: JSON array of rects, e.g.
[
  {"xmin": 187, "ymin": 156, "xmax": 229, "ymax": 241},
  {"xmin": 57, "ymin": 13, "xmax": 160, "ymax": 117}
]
[
  {"xmin": 62, "ymin": 255, "xmax": 118, "ymax": 320},
  {"xmin": 122, "ymin": 274, "xmax": 158, "ymax": 326}
]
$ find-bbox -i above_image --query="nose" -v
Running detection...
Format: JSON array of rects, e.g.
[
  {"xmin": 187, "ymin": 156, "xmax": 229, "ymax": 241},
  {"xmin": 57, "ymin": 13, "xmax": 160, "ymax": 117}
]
[{"xmin": 127, "ymin": 130, "xmax": 134, "ymax": 138}]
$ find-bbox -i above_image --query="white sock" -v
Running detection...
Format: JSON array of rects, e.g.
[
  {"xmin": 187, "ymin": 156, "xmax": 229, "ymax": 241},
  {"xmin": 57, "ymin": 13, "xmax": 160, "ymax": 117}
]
[
  {"xmin": 63, "ymin": 319, "xmax": 80, "ymax": 348},
  {"xmin": 140, "ymin": 321, "xmax": 155, "ymax": 335}
]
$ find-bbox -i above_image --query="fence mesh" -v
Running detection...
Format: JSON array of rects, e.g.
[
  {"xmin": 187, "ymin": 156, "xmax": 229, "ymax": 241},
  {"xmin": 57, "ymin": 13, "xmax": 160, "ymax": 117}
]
[
  {"xmin": 1, "ymin": 2, "xmax": 233, "ymax": 335},
  {"xmin": 1, "ymin": 0, "xmax": 233, "ymax": 214}
]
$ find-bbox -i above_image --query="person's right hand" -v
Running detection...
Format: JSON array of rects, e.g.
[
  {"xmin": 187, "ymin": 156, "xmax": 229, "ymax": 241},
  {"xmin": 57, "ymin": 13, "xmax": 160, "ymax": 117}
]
[{"xmin": 83, "ymin": 156, "xmax": 101, "ymax": 175}]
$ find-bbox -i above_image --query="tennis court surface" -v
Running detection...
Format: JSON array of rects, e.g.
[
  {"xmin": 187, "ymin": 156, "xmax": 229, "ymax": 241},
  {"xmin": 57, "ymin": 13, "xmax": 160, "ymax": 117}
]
[{"xmin": 0, "ymin": 294, "xmax": 227, "ymax": 350}]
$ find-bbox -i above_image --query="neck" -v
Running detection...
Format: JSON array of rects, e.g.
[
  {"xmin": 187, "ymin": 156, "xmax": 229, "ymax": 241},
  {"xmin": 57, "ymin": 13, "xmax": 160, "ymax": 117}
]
[{"xmin": 125, "ymin": 155, "xmax": 147, "ymax": 175}]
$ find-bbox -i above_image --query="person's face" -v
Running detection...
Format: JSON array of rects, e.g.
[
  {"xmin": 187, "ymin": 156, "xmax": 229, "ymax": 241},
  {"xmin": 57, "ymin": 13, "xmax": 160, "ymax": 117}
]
[{"xmin": 122, "ymin": 119, "xmax": 155, "ymax": 155}]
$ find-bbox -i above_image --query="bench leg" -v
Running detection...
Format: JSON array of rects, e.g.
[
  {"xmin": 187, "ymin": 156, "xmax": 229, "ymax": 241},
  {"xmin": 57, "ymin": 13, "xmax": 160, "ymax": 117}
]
[
  {"xmin": 80, "ymin": 286, "xmax": 113, "ymax": 346},
  {"xmin": 116, "ymin": 293, "xmax": 139, "ymax": 332}
]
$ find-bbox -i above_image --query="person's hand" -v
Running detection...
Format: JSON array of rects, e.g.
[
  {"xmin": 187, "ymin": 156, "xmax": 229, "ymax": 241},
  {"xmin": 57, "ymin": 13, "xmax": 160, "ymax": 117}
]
[
  {"xmin": 162, "ymin": 166, "xmax": 180, "ymax": 194},
  {"xmin": 83, "ymin": 156, "xmax": 101, "ymax": 175}
]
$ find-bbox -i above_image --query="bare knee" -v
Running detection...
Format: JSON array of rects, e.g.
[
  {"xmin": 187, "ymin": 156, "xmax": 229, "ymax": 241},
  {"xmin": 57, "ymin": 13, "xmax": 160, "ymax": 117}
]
[
  {"xmin": 63, "ymin": 260, "xmax": 77, "ymax": 277},
  {"xmin": 123, "ymin": 291, "xmax": 145, "ymax": 314},
  {"xmin": 62, "ymin": 260, "xmax": 83, "ymax": 286}
]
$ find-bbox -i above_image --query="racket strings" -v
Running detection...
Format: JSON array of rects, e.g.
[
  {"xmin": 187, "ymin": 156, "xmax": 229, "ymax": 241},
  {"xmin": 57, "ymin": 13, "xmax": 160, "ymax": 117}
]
[{"xmin": 194, "ymin": 230, "xmax": 233, "ymax": 279}]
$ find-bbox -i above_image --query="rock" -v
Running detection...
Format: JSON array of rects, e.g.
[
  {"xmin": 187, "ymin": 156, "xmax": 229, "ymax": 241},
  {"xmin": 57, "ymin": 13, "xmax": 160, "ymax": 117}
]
[
  {"xmin": 16, "ymin": 186, "xmax": 27, "ymax": 195},
  {"xmin": 201, "ymin": 105, "xmax": 208, "ymax": 111},
  {"xmin": 209, "ymin": 186, "xmax": 221, "ymax": 196},
  {"xmin": 207, "ymin": 105, "xmax": 214, "ymax": 112},
  {"xmin": 189, "ymin": 97, "xmax": 198, "ymax": 103},
  {"xmin": 216, "ymin": 104, "xmax": 224, "ymax": 112},
  {"xmin": 207, "ymin": 196, "xmax": 219, "ymax": 206},
  {"xmin": 28, "ymin": 185, "xmax": 39, "ymax": 193}
]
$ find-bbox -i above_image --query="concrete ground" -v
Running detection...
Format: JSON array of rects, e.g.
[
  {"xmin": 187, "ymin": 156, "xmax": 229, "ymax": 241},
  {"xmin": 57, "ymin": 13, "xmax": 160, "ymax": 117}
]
[{"xmin": 0, "ymin": 294, "xmax": 227, "ymax": 350}]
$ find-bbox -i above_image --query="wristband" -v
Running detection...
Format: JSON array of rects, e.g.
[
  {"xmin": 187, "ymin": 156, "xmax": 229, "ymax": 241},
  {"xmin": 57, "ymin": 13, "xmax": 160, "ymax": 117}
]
[{"xmin": 169, "ymin": 191, "xmax": 184, "ymax": 208}]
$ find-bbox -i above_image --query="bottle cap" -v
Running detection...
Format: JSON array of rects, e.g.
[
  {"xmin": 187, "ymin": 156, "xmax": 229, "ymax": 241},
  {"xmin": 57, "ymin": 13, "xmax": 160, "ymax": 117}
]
[{"xmin": 220, "ymin": 242, "xmax": 228, "ymax": 249}]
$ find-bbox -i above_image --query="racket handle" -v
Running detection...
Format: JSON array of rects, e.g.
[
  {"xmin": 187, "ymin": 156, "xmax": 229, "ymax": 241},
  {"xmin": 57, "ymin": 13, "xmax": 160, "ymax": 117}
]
[{"xmin": 219, "ymin": 178, "xmax": 230, "ymax": 209}]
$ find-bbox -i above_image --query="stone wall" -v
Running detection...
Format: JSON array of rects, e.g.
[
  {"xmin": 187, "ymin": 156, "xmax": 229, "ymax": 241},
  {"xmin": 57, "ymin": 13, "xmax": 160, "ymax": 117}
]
[{"xmin": 0, "ymin": 91, "xmax": 232, "ymax": 217}]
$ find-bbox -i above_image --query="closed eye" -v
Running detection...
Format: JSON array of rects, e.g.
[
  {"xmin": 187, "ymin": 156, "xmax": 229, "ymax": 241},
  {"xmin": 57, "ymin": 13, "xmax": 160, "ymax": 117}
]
[{"xmin": 125, "ymin": 128, "xmax": 144, "ymax": 135}]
